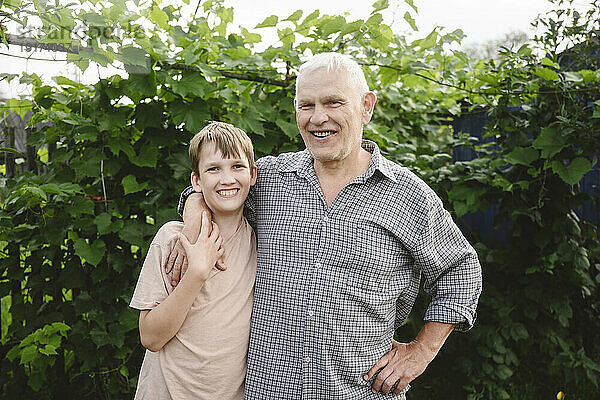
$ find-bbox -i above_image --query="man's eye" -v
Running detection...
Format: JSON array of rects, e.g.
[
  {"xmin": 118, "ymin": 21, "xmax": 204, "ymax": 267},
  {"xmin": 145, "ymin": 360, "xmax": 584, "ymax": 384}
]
[
  {"xmin": 299, "ymin": 104, "xmax": 313, "ymax": 109},
  {"xmin": 328, "ymin": 101, "xmax": 341, "ymax": 106}
]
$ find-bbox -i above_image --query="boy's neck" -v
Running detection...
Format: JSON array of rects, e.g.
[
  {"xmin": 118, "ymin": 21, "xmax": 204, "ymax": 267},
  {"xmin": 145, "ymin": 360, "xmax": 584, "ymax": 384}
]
[{"xmin": 212, "ymin": 210, "xmax": 244, "ymax": 242}]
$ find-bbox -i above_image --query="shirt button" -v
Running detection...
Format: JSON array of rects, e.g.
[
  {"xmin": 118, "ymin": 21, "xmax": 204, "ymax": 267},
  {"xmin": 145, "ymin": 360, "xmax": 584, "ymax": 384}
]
[
  {"xmin": 308, "ymin": 310, "xmax": 314, "ymax": 318},
  {"xmin": 314, "ymin": 262, "xmax": 322, "ymax": 269},
  {"xmin": 322, "ymin": 215, "xmax": 329, "ymax": 223},
  {"xmin": 304, "ymin": 356, "xmax": 311, "ymax": 363}
]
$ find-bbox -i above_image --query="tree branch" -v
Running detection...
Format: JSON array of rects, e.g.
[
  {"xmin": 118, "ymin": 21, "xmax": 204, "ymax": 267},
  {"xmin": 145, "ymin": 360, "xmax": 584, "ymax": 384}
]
[
  {"xmin": 4, "ymin": 34, "xmax": 292, "ymax": 87},
  {"xmin": 165, "ymin": 62, "xmax": 290, "ymax": 87}
]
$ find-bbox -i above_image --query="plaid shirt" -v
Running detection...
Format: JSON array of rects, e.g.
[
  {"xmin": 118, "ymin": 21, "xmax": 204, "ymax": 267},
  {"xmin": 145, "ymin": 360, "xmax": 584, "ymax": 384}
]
[{"xmin": 178, "ymin": 140, "xmax": 482, "ymax": 399}]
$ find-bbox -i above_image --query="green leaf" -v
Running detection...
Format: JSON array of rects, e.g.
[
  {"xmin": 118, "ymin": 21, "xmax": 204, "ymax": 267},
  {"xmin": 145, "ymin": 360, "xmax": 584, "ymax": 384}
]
[
  {"xmin": 372, "ymin": 0, "xmax": 388, "ymax": 13},
  {"xmin": 197, "ymin": 63, "xmax": 221, "ymax": 78},
  {"xmin": 403, "ymin": 12, "xmax": 417, "ymax": 31},
  {"xmin": 380, "ymin": 67, "xmax": 399, "ymax": 86},
  {"xmin": 0, "ymin": 147, "xmax": 25, "ymax": 156},
  {"xmin": 506, "ymin": 147, "xmax": 539, "ymax": 166},
  {"xmin": 123, "ymin": 72, "xmax": 157, "ymax": 103},
  {"xmin": 119, "ymin": 221, "xmax": 150, "ymax": 247},
  {"xmin": 94, "ymin": 213, "xmax": 113, "ymax": 234},
  {"xmin": 540, "ymin": 57, "xmax": 559, "ymax": 69},
  {"xmin": 533, "ymin": 125, "xmax": 566, "ymax": 158},
  {"xmin": 340, "ymin": 20, "xmax": 364, "ymax": 36},
  {"xmin": 372, "ymin": 24, "xmax": 393, "ymax": 50},
  {"xmin": 551, "ymin": 157, "xmax": 592, "ymax": 185},
  {"xmin": 134, "ymin": 102, "xmax": 163, "ymax": 131},
  {"xmin": 170, "ymin": 99, "xmax": 210, "ymax": 133},
  {"xmin": 240, "ymin": 28, "xmax": 261, "ymax": 43},
  {"xmin": 90, "ymin": 327, "xmax": 110, "ymax": 347},
  {"xmin": 39, "ymin": 344, "xmax": 58, "ymax": 356},
  {"xmin": 416, "ymin": 30, "xmax": 438, "ymax": 50},
  {"xmin": 405, "ymin": 0, "xmax": 418, "ymax": 12},
  {"xmin": 284, "ymin": 10, "xmax": 303, "ymax": 23},
  {"xmin": 149, "ymin": 6, "xmax": 169, "ymax": 30},
  {"xmin": 171, "ymin": 71, "xmax": 206, "ymax": 98},
  {"xmin": 276, "ymin": 119, "xmax": 298, "ymax": 138},
  {"xmin": 28, "ymin": 371, "xmax": 45, "ymax": 392},
  {"xmin": 20, "ymin": 345, "xmax": 39, "ymax": 365},
  {"xmin": 73, "ymin": 238, "xmax": 106, "ymax": 266},
  {"xmin": 121, "ymin": 175, "xmax": 148, "ymax": 195},
  {"xmin": 130, "ymin": 145, "xmax": 159, "ymax": 168},
  {"xmin": 534, "ymin": 67, "xmax": 559, "ymax": 81},
  {"xmin": 118, "ymin": 46, "xmax": 150, "ymax": 73},
  {"xmin": 256, "ymin": 15, "xmax": 278, "ymax": 28},
  {"xmin": 495, "ymin": 365, "xmax": 513, "ymax": 379},
  {"xmin": 4, "ymin": 98, "xmax": 32, "ymax": 119}
]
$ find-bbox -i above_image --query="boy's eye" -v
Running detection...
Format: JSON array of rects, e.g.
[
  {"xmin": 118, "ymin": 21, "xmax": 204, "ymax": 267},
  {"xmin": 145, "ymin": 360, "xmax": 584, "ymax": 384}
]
[{"xmin": 206, "ymin": 167, "xmax": 218, "ymax": 172}]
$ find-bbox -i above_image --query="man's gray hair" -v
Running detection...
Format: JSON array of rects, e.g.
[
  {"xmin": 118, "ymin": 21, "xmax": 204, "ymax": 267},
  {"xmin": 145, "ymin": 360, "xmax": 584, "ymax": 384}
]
[{"xmin": 295, "ymin": 52, "xmax": 370, "ymax": 97}]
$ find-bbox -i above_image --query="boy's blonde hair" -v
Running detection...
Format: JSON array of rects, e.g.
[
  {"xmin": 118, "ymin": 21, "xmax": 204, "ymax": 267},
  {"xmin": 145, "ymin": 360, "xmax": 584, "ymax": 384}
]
[{"xmin": 189, "ymin": 121, "xmax": 255, "ymax": 175}]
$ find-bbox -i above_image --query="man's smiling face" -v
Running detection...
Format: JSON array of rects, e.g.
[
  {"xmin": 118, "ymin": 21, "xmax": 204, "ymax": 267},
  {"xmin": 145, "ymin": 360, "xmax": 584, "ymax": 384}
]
[{"xmin": 295, "ymin": 67, "xmax": 372, "ymax": 165}]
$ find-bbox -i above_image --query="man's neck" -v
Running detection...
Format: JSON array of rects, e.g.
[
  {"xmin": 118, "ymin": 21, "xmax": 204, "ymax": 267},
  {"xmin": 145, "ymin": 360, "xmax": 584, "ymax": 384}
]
[
  {"xmin": 313, "ymin": 147, "xmax": 372, "ymax": 207},
  {"xmin": 313, "ymin": 146, "xmax": 372, "ymax": 181}
]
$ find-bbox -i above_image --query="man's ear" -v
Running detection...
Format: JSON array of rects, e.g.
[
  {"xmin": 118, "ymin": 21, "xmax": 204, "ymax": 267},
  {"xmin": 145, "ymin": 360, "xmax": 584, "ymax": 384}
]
[
  {"xmin": 250, "ymin": 166, "xmax": 258, "ymax": 186},
  {"xmin": 361, "ymin": 91, "xmax": 377, "ymax": 124},
  {"xmin": 190, "ymin": 171, "xmax": 202, "ymax": 193}
]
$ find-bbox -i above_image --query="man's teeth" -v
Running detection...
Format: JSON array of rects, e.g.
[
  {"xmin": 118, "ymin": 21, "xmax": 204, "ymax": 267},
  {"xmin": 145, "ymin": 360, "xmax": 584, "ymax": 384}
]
[
  {"xmin": 218, "ymin": 189, "xmax": 238, "ymax": 197},
  {"xmin": 312, "ymin": 131, "xmax": 335, "ymax": 138}
]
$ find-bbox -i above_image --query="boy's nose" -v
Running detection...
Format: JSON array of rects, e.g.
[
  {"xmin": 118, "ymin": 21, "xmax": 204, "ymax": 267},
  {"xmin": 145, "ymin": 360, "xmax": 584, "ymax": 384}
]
[{"xmin": 220, "ymin": 172, "xmax": 236, "ymax": 184}]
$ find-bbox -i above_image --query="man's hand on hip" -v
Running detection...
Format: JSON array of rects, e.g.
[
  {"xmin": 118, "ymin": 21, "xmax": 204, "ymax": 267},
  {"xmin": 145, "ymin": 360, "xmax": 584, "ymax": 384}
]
[
  {"xmin": 363, "ymin": 339, "xmax": 433, "ymax": 396},
  {"xmin": 364, "ymin": 322, "xmax": 455, "ymax": 396}
]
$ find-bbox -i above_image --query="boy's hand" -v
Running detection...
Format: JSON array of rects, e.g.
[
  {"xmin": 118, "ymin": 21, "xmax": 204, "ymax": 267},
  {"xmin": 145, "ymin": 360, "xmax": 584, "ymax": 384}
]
[
  {"xmin": 165, "ymin": 192, "xmax": 225, "ymax": 286},
  {"xmin": 177, "ymin": 211, "xmax": 225, "ymax": 284}
]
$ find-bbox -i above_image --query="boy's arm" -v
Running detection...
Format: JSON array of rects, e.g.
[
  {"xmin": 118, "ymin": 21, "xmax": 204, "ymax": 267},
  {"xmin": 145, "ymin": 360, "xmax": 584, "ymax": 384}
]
[{"xmin": 140, "ymin": 213, "xmax": 223, "ymax": 351}]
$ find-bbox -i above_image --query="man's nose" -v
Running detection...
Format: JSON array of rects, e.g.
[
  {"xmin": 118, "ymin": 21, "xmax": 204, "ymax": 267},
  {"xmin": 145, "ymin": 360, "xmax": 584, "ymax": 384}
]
[{"xmin": 309, "ymin": 105, "xmax": 329, "ymax": 125}]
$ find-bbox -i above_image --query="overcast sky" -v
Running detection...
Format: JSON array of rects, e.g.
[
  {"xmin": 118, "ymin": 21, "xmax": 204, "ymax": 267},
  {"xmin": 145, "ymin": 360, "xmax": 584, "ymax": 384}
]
[
  {"xmin": 225, "ymin": 0, "xmax": 564, "ymax": 44},
  {"xmin": 0, "ymin": 0, "xmax": 592, "ymax": 98}
]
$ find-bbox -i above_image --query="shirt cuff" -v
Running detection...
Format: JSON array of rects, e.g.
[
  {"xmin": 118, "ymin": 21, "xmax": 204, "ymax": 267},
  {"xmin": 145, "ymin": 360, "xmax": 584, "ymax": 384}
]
[
  {"xmin": 423, "ymin": 301, "xmax": 477, "ymax": 332},
  {"xmin": 177, "ymin": 186, "xmax": 197, "ymax": 218}
]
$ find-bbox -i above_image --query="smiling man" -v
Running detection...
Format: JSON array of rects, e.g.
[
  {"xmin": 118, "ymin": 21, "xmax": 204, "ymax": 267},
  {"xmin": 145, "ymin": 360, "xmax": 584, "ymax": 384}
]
[{"xmin": 171, "ymin": 52, "xmax": 482, "ymax": 399}]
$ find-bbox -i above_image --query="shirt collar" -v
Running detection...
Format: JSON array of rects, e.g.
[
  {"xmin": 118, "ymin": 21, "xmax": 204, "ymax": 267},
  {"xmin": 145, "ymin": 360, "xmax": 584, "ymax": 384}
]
[{"xmin": 278, "ymin": 139, "xmax": 398, "ymax": 183}]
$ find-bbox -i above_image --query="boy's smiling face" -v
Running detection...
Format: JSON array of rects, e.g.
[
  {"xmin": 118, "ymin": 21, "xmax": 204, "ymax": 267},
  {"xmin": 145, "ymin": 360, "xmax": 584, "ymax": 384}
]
[{"xmin": 191, "ymin": 142, "xmax": 257, "ymax": 218}]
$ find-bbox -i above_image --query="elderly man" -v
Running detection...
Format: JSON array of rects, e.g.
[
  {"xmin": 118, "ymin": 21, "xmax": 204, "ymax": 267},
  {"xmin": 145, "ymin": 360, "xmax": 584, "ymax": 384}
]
[{"xmin": 170, "ymin": 52, "xmax": 482, "ymax": 399}]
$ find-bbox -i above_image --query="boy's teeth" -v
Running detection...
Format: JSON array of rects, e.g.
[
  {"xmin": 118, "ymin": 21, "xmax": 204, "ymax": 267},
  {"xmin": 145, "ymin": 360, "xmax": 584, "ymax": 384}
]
[
  {"xmin": 219, "ymin": 189, "xmax": 238, "ymax": 196},
  {"xmin": 312, "ymin": 131, "xmax": 335, "ymax": 138}
]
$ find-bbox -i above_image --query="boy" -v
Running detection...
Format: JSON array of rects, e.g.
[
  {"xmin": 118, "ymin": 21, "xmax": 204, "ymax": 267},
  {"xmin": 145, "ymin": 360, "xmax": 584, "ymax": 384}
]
[{"xmin": 129, "ymin": 121, "xmax": 258, "ymax": 399}]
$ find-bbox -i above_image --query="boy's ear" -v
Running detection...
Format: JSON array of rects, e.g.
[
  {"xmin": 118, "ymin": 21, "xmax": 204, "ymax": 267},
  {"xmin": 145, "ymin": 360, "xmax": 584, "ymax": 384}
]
[
  {"xmin": 250, "ymin": 166, "xmax": 257, "ymax": 186},
  {"xmin": 190, "ymin": 171, "xmax": 202, "ymax": 193}
]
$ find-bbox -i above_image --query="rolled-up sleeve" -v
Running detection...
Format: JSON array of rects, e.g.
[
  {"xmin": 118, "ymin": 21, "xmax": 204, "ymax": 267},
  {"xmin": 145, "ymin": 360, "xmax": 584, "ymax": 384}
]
[{"xmin": 415, "ymin": 191, "xmax": 482, "ymax": 332}]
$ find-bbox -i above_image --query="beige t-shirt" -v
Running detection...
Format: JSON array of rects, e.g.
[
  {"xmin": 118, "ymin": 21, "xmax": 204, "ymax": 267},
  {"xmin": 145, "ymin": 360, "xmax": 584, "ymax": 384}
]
[{"xmin": 130, "ymin": 219, "xmax": 256, "ymax": 400}]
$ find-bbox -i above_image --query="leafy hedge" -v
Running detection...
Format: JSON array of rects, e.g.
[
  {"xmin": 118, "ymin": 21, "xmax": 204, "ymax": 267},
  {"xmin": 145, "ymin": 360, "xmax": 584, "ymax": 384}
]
[{"xmin": 1, "ymin": 0, "xmax": 599, "ymax": 398}]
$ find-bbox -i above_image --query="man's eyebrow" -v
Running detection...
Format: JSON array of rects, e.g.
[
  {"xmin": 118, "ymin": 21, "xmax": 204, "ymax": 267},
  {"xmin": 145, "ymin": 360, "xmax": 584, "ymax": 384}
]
[{"xmin": 321, "ymin": 95, "xmax": 345, "ymax": 102}]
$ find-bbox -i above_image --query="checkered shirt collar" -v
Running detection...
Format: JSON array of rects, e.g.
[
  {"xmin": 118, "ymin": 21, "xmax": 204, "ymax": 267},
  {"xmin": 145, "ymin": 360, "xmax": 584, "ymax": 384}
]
[{"xmin": 277, "ymin": 139, "xmax": 398, "ymax": 183}]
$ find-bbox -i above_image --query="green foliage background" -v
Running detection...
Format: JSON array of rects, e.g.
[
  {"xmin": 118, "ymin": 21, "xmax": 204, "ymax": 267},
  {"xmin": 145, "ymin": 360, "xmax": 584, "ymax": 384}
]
[{"xmin": 0, "ymin": 0, "xmax": 599, "ymax": 398}]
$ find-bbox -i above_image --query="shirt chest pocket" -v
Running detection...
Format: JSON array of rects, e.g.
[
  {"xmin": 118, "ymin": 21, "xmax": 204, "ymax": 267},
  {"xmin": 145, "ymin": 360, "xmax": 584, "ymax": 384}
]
[{"xmin": 335, "ymin": 217, "xmax": 412, "ymax": 293}]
